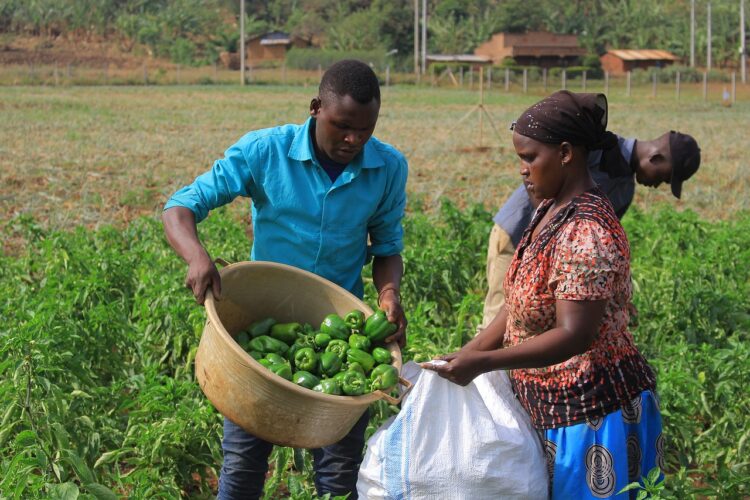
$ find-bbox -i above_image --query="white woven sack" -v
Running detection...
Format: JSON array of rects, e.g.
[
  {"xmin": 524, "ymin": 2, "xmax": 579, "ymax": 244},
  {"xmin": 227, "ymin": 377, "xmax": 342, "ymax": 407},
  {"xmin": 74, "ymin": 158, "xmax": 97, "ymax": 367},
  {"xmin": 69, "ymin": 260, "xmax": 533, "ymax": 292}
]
[{"xmin": 357, "ymin": 361, "xmax": 548, "ymax": 500}]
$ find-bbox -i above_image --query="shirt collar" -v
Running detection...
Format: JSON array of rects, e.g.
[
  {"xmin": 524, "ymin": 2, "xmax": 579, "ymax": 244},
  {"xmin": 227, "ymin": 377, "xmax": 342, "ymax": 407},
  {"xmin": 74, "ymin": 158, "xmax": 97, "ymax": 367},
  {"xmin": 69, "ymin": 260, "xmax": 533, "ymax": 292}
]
[{"xmin": 287, "ymin": 117, "xmax": 385, "ymax": 169}]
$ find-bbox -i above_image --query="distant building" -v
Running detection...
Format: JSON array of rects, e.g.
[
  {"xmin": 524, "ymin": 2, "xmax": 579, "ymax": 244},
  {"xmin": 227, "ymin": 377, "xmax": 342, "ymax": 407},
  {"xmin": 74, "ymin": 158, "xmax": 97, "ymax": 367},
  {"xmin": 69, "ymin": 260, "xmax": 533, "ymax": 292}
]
[
  {"xmin": 474, "ymin": 31, "xmax": 587, "ymax": 68},
  {"xmin": 600, "ymin": 50, "xmax": 680, "ymax": 75},
  {"xmin": 246, "ymin": 31, "xmax": 312, "ymax": 65}
]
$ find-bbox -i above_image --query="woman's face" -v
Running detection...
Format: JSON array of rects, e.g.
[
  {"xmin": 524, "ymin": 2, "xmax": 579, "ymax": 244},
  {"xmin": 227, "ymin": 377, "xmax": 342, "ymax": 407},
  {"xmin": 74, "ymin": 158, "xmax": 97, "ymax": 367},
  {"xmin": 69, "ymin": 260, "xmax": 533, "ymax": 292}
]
[{"xmin": 512, "ymin": 132, "xmax": 565, "ymax": 200}]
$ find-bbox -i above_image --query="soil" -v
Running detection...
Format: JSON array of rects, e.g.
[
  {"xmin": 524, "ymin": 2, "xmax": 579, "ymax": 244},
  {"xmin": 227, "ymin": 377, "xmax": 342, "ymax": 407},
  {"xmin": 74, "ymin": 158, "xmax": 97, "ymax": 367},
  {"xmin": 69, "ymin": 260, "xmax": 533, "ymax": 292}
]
[{"xmin": 0, "ymin": 34, "xmax": 174, "ymax": 69}]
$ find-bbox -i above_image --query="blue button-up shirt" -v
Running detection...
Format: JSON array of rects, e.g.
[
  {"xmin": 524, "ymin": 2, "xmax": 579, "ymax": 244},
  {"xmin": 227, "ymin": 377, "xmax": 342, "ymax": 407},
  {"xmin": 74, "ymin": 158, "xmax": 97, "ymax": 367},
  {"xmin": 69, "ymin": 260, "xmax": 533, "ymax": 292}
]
[
  {"xmin": 164, "ymin": 117, "xmax": 408, "ymax": 298},
  {"xmin": 494, "ymin": 136, "xmax": 635, "ymax": 246}
]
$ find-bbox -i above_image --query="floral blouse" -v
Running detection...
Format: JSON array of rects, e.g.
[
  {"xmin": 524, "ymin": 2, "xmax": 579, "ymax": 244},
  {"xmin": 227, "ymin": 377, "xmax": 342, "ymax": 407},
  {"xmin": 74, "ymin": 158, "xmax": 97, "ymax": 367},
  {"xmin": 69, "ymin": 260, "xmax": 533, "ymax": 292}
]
[{"xmin": 503, "ymin": 188, "xmax": 656, "ymax": 430}]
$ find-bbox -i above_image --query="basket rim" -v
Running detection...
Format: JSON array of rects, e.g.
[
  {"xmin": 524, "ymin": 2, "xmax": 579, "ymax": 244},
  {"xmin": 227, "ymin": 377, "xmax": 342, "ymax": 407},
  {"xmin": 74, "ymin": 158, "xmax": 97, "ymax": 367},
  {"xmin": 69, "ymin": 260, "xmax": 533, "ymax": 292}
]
[{"xmin": 203, "ymin": 259, "xmax": 399, "ymax": 405}]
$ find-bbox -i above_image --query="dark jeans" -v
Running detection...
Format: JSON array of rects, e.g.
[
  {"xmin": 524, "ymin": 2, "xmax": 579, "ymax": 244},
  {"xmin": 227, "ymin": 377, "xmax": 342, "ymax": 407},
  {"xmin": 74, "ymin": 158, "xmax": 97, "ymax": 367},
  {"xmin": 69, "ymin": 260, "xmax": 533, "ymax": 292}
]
[{"xmin": 217, "ymin": 409, "xmax": 369, "ymax": 500}]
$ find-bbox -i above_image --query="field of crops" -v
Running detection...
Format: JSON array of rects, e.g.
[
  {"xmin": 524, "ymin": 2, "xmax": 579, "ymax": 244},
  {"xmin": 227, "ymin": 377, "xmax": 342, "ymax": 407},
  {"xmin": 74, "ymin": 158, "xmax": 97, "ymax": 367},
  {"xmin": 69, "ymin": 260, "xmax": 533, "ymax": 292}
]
[{"xmin": 1, "ymin": 84, "xmax": 749, "ymax": 498}]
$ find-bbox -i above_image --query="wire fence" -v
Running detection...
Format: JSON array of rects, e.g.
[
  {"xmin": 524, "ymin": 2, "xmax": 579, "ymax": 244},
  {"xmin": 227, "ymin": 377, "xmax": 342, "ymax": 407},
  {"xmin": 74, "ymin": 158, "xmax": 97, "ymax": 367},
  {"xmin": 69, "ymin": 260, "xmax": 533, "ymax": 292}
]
[{"xmin": 1, "ymin": 61, "xmax": 747, "ymax": 103}]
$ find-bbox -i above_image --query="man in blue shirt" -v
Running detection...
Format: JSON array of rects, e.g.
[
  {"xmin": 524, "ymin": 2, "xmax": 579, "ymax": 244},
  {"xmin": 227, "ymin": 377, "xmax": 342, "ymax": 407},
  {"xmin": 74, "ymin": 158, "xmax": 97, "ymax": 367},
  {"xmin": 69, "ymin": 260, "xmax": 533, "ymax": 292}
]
[
  {"xmin": 162, "ymin": 60, "xmax": 408, "ymax": 499},
  {"xmin": 480, "ymin": 131, "xmax": 700, "ymax": 329}
]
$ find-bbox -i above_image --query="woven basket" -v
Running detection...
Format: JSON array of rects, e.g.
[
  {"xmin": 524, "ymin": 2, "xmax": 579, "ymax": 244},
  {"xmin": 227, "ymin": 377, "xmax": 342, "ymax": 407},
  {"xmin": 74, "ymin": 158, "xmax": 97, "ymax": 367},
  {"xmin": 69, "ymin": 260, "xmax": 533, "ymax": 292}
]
[{"xmin": 195, "ymin": 260, "xmax": 406, "ymax": 449}]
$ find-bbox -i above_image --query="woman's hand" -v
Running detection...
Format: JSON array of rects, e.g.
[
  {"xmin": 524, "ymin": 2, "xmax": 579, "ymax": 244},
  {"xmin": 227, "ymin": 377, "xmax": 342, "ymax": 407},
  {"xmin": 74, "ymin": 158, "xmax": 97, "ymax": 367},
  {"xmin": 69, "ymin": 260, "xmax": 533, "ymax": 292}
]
[{"xmin": 420, "ymin": 349, "xmax": 489, "ymax": 386}]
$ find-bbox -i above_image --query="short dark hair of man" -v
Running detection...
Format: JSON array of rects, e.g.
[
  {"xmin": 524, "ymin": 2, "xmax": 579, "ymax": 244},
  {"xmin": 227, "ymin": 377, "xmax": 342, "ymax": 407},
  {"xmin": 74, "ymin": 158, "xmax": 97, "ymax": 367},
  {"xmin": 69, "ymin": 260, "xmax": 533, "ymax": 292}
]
[{"xmin": 319, "ymin": 59, "xmax": 380, "ymax": 105}]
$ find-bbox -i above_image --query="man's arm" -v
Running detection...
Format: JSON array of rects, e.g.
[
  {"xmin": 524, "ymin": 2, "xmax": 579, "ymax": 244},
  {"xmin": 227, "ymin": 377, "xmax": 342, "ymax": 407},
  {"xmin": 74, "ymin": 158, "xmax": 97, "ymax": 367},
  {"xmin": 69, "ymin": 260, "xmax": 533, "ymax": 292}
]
[
  {"xmin": 163, "ymin": 207, "xmax": 221, "ymax": 305},
  {"xmin": 372, "ymin": 254, "xmax": 407, "ymax": 347}
]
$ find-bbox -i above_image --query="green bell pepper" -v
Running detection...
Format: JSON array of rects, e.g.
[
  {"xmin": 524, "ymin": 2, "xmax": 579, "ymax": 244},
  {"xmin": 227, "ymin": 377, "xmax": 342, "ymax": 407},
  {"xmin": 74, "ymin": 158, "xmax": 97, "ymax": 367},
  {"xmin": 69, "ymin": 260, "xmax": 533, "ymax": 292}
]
[
  {"xmin": 371, "ymin": 347, "xmax": 393, "ymax": 365},
  {"xmin": 248, "ymin": 350, "xmax": 264, "ymax": 361},
  {"xmin": 370, "ymin": 363, "xmax": 399, "ymax": 391},
  {"xmin": 258, "ymin": 358, "xmax": 274, "ymax": 369},
  {"xmin": 314, "ymin": 333, "xmax": 332, "ymax": 350},
  {"xmin": 292, "ymin": 370, "xmax": 320, "ymax": 390},
  {"xmin": 249, "ymin": 335, "xmax": 289, "ymax": 355},
  {"xmin": 270, "ymin": 322, "xmax": 302, "ymax": 345},
  {"xmin": 325, "ymin": 340, "xmax": 349, "ymax": 359},
  {"xmin": 270, "ymin": 362, "xmax": 293, "ymax": 381},
  {"xmin": 293, "ymin": 347, "xmax": 318, "ymax": 373},
  {"xmin": 313, "ymin": 378, "xmax": 342, "ymax": 395},
  {"xmin": 247, "ymin": 317, "xmax": 277, "ymax": 338},
  {"xmin": 364, "ymin": 310, "xmax": 398, "ymax": 343},
  {"xmin": 347, "ymin": 348, "xmax": 375, "ymax": 374},
  {"xmin": 332, "ymin": 370, "xmax": 348, "ymax": 384},
  {"xmin": 264, "ymin": 352, "xmax": 288, "ymax": 366},
  {"xmin": 320, "ymin": 314, "xmax": 349, "ymax": 341},
  {"xmin": 318, "ymin": 351, "xmax": 343, "ymax": 378},
  {"xmin": 347, "ymin": 361, "xmax": 366, "ymax": 375},
  {"xmin": 345, "ymin": 309, "xmax": 366, "ymax": 334},
  {"xmin": 341, "ymin": 370, "xmax": 368, "ymax": 396},
  {"xmin": 236, "ymin": 331, "xmax": 251, "ymax": 350},
  {"xmin": 348, "ymin": 334, "xmax": 371, "ymax": 352}
]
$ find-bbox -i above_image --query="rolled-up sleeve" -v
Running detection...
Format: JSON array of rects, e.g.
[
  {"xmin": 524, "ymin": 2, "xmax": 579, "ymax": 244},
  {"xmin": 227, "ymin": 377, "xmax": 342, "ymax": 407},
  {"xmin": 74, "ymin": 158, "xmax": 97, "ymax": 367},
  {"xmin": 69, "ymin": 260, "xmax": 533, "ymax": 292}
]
[
  {"xmin": 164, "ymin": 138, "xmax": 257, "ymax": 223},
  {"xmin": 367, "ymin": 155, "xmax": 408, "ymax": 258}
]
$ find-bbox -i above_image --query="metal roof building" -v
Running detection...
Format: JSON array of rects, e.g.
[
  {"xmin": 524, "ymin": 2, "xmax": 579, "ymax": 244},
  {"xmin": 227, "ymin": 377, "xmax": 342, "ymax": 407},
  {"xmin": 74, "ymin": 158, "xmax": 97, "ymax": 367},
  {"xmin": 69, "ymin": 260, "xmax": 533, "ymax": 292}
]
[{"xmin": 600, "ymin": 49, "xmax": 680, "ymax": 74}]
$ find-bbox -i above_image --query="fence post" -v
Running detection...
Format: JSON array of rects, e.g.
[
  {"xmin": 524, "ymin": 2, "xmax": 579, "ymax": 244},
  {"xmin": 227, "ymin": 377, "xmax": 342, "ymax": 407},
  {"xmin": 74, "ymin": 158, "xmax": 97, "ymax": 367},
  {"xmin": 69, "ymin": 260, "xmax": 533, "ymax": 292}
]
[
  {"xmin": 582, "ymin": 70, "xmax": 587, "ymax": 91},
  {"xmin": 505, "ymin": 68, "xmax": 510, "ymax": 91},
  {"xmin": 702, "ymin": 71, "xmax": 708, "ymax": 101},
  {"xmin": 386, "ymin": 65, "xmax": 390, "ymax": 87},
  {"xmin": 248, "ymin": 63, "xmax": 253, "ymax": 83},
  {"xmin": 459, "ymin": 66, "xmax": 464, "ymax": 86},
  {"xmin": 676, "ymin": 71, "xmax": 681, "ymax": 100},
  {"xmin": 626, "ymin": 71, "xmax": 631, "ymax": 97},
  {"xmin": 562, "ymin": 69, "xmax": 567, "ymax": 90},
  {"xmin": 318, "ymin": 64, "xmax": 322, "ymax": 81},
  {"xmin": 487, "ymin": 66, "xmax": 491, "ymax": 90},
  {"xmin": 543, "ymin": 67, "xmax": 547, "ymax": 91},
  {"xmin": 523, "ymin": 68, "xmax": 528, "ymax": 93},
  {"xmin": 143, "ymin": 62, "xmax": 148, "ymax": 85},
  {"xmin": 652, "ymin": 71, "xmax": 657, "ymax": 97},
  {"xmin": 604, "ymin": 71, "xmax": 609, "ymax": 94},
  {"xmin": 731, "ymin": 72, "xmax": 736, "ymax": 104},
  {"xmin": 469, "ymin": 66, "xmax": 473, "ymax": 89}
]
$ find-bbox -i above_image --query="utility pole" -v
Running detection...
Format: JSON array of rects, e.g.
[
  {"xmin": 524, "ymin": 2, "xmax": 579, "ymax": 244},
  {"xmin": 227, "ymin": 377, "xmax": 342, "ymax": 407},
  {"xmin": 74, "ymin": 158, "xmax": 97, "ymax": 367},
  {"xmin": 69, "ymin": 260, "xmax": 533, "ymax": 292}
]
[
  {"xmin": 240, "ymin": 0, "xmax": 245, "ymax": 85},
  {"xmin": 690, "ymin": 0, "xmax": 695, "ymax": 67},
  {"xmin": 707, "ymin": 2, "xmax": 712, "ymax": 71},
  {"xmin": 421, "ymin": 0, "xmax": 427, "ymax": 75},
  {"xmin": 414, "ymin": 0, "xmax": 419, "ymax": 76},
  {"xmin": 742, "ymin": 0, "xmax": 747, "ymax": 83}
]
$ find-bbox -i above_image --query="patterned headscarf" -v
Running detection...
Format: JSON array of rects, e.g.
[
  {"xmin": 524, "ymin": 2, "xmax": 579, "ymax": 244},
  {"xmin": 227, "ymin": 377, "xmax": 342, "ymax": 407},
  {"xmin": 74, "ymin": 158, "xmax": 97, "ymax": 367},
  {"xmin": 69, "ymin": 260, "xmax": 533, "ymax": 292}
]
[{"xmin": 512, "ymin": 90, "xmax": 626, "ymax": 172}]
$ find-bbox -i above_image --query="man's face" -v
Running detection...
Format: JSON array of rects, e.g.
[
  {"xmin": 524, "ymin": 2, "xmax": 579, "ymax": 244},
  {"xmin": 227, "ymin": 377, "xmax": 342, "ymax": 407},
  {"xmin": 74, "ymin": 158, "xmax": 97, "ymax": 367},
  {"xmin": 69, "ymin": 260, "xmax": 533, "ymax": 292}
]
[
  {"xmin": 310, "ymin": 93, "xmax": 380, "ymax": 165},
  {"xmin": 635, "ymin": 133, "xmax": 673, "ymax": 188},
  {"xmin": 512, "ymin": 132, "xmax": 566, "ymax": 201}
]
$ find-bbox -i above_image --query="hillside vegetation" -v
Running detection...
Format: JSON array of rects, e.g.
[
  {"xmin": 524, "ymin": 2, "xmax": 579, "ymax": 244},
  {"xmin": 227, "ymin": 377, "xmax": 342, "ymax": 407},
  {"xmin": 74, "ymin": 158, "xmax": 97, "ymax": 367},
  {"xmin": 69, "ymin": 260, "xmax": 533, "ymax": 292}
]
[{"xmin": 1, "ymin": 0, "xmax": 745, "ymax": 69}]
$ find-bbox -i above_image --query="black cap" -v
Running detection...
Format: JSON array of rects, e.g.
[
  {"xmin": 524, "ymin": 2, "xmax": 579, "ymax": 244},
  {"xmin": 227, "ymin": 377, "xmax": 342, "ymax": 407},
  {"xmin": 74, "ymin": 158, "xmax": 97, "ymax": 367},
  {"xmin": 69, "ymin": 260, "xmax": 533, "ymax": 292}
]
[{"xmin": 669, "ymin": 131, "xmax": 701, "ymax": 199}]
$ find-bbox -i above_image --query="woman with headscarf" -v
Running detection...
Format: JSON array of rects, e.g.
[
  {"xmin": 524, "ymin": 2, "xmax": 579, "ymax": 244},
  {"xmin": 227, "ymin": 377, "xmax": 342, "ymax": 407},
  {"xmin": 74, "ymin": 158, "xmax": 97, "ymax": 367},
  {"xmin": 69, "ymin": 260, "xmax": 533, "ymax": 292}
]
[{"xmin": 423, "ymin": 91, "xmax": 663, "ymax": 498}]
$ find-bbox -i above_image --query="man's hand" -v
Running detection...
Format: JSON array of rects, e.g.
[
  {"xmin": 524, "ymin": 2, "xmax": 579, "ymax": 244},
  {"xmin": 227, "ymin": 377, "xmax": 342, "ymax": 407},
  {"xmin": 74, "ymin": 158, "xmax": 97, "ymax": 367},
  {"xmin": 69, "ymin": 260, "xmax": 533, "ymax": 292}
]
[
  {"xmin": 378, "ymin": 288, "xmax": 407, "ymax": 348},
  {"xmin": 185, "ymin": 252, "xmax": 222, "ymax": 305}
]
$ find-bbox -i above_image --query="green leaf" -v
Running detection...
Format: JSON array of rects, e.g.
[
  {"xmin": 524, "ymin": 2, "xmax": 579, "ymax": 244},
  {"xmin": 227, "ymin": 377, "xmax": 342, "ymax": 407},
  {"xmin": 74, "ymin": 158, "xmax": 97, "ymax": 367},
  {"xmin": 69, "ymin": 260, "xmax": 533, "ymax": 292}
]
[
  {"xmin": 84, "ymin": 483, "xmax": 119, "ymax": 500},
  {"xmin": 14, "ymin": 429, "xmax": 37, "ymax": 448},
  {"xmin": 62, "ymin": 449, "xmax": 95, "ymax": 484},
  {"xmin": 48, "ymin": 482, "xmax": 80, "ymax": 500}
]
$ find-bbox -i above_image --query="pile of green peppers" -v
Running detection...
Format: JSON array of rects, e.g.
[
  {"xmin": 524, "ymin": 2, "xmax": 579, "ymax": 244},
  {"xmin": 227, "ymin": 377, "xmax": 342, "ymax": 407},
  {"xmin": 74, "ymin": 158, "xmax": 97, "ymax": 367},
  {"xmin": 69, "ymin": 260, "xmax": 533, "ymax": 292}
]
[{"xmin": 233, "ymin": 310, "xmax": 400, "ymax": 396}]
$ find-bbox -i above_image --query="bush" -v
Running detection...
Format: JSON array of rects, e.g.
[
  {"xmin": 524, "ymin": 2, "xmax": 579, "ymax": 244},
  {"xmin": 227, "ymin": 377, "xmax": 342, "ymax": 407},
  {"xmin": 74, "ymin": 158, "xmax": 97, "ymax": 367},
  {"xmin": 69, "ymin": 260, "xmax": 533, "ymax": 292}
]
[{"xmin": 285, "ymin": 47, "xmax": 387, "ymax": 72}]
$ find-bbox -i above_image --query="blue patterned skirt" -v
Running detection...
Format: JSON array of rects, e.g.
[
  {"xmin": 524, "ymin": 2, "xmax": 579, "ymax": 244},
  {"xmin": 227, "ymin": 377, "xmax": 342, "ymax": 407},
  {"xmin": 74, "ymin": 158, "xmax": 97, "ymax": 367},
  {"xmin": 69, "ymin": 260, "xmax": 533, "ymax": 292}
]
[{"xmin": 542, "ymin": 390, "xmax": 664, "ymax": 499}]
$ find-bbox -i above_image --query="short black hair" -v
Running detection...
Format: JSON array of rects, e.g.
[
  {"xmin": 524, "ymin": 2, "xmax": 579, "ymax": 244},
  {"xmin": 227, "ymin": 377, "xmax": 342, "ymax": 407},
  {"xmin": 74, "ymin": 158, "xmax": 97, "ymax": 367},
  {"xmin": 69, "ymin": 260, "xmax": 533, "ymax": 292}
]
[{"xmin": 319, "ymin": 59, "xmax": 380, "ymax": 105}]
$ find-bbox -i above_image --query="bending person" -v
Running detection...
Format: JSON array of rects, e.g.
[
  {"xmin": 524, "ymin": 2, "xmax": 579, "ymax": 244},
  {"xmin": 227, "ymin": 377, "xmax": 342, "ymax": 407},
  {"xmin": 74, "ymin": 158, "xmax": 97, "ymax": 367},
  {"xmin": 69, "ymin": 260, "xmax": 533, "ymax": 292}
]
[{"xmin": 481, "ymin": 126, "xmax": 700, "ymax": 329}]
